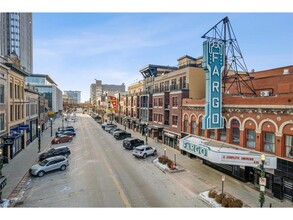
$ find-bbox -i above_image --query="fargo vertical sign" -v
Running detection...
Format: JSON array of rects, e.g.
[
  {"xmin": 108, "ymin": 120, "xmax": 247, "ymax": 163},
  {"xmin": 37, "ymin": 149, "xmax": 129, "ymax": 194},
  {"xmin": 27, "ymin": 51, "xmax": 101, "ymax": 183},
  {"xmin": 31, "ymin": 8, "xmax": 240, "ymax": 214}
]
[{"xmin": 202, "ymin": 39, "xmax": 225, "ymax": 129}]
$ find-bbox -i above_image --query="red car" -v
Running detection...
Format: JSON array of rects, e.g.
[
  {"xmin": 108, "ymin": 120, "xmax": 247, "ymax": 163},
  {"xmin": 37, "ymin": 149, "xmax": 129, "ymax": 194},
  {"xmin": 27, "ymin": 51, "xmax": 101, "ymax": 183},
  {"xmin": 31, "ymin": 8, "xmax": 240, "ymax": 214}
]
[{"xmin": 51, "ymin": 135, "xmax": 73, "ymax": 144}]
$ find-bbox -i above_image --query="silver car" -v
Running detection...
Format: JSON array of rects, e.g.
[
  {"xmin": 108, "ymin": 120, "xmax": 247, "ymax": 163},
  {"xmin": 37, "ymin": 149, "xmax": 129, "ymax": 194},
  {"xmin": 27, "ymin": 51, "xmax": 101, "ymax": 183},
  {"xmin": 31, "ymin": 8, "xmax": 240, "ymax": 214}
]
[
  {"xmin": 29, "ymin": 155, "xmax": 69, "ymax": 177},
  {"xmin": 132, "ymin": 145, "xmax": 157, "ymax": 159}
]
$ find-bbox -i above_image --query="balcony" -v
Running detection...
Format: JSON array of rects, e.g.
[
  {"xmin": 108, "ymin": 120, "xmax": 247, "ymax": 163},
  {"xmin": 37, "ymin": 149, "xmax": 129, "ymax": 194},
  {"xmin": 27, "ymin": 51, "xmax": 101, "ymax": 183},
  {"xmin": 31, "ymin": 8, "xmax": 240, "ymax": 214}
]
[{"xmin": 170, "ymin": 83, "xmax": 189, "ymax": 91}]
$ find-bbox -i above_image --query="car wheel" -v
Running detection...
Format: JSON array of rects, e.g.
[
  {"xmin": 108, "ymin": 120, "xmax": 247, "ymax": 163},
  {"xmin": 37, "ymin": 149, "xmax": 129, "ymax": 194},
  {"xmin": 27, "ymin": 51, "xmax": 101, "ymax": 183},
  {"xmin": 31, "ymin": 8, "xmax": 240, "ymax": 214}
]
[
  {"xmin": 153, "ymin": 150, "xmax": 157, "ymax": 156},
  {"xmin": 60, "ymin": 165, "xmax": 67, "ymax": 171},
  {"xmin": 37, "ymin": 170, "xmax": 45, "ymax": 177},
  {"xmin": 143, "ymin": 153, "xmax": 147, "ymax": 159}
]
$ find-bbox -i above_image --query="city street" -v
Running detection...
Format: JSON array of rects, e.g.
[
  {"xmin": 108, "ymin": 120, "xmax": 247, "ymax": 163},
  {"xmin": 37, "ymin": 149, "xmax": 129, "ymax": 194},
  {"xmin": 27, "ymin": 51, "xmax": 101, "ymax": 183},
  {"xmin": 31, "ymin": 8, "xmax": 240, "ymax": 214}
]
[{"xmin": 18, "ymin": 112, "xmax": 207, "ymax": 207}]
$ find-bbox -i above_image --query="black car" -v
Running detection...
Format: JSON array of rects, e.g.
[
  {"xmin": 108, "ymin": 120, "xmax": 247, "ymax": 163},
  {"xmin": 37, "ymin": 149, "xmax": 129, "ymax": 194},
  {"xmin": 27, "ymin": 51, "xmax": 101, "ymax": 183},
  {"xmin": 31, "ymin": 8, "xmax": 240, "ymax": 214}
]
[
  {"xmin": 114, "ymin": 131, "xmax": 131, "ymax": 140},
  {"xmin": 58, "ymin": 126, "xmax": 74, "ymax": 131},
  {"xmin": 38, "ymin": 146, "xmax": 71, "ymax": 161},
  {"xmin": 123, "ymin": 138, "xmax": 144, "ymax": 150},
  {"xmin": 56, "ymin": 130, "xmax": 76, "ymax": 137}
]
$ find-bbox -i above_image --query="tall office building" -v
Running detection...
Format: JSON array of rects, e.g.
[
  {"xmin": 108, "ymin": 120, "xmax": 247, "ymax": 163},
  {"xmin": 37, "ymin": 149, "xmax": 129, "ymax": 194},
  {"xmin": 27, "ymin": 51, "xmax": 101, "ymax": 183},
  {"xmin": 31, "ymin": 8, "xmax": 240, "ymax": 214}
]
[
  {"xmin": 64, "ymin": 90, "xmax": 81, "ymax": 103},
  {"xmin": 0, "ymin": 13, "xmax": 33, "ymax": 73}
]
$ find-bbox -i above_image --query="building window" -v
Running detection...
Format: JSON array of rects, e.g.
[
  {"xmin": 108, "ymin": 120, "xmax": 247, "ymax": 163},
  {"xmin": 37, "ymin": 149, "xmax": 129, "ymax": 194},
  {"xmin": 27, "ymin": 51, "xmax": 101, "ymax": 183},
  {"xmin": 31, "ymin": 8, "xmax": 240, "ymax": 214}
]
[
  {"xmin": 246, "ymin": 129, "xmax": 256, "ymax": 149},
  {"xmin": 209, "ymin": 130, "xmax": 215, "ymax": 139},
  {"xmin": 172, "ymin": 115, "xmax": 178, "ymax": 126},
  {"xmin": 154, "ymin": 98, "xmax": 158, "ymax": 107},
  {"xmin": 220, "ymin": 125, "xmax": 226, "ymax": 141},
  {"xmin": 0, "ymin": 84, "xmax": 4, "ymax": 103},
  {"xmin": 231, "ymin": 119, "xmax": 240, "ymax": 145},
  {"xmin": 10, "ymin": 105, "xmax": 13, "ymax": 121},
  {"xmin": 264, "ymin": 132, "xmax": 275, "ymax": 153},
  {"xmin": 172, "ymin": 97, "xmax": 178, "ymax": 107},
  {"xmin": 158, "ymin": 98, "xmax": 163, "ymax": 107},
  {"xmin": 0, "ymin": 113, "xmax": 4, "ymax": 131},
  {"xmin": 184, "ymin": 119, "xmax": 189, "ymax": 133},
  {"xmin": 191, "ymin": 121, "xmax": 196, "ymax": 134},
  {"xmin": 199, "ymin": 122, "xmax": 205, "ymax": 136},
  {"xmin": 285, "ymin": 135, "xmax": 293, "ymax": 158},
  {"xmin": 10, "ymin": 82, "xmax": 13, "ymax": 99}
]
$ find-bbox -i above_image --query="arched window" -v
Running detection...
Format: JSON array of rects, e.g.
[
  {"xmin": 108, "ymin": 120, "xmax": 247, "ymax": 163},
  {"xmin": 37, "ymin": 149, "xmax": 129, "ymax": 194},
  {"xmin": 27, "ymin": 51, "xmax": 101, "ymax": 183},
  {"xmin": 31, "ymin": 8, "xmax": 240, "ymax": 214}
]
[
  {"xmin": 262, "ymin": 121, "xmax": 276, "ymax": 153},
  {"xmin": 283, "ymin": 123, "xmax": 293, "ymax": 158},
  {"xmin": 231, "ymin": 119, "xmax": 240, "ymax": 145},
  {"xmin": 183, "ymin": 114, "xmax": 189, "ymax": 133},
  {"xmin": 199, "ymin": 116, "xmax": 205, "ymax": 136},
  {"xmin": 244, "ymin": 120, "xmax": 256, "ymax": 149},
  {"xmin": 191, "ymin": 115, "xmax": 196, "ymax": 134}
]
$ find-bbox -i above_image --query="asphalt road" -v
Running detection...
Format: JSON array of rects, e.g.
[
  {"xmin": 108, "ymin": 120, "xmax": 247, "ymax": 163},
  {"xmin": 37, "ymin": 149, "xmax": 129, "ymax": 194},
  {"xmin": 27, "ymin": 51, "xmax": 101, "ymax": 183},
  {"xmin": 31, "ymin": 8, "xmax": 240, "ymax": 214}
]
[{"xmin": 18, "ymin": 112, "xmax": 207, "ymax": 207}]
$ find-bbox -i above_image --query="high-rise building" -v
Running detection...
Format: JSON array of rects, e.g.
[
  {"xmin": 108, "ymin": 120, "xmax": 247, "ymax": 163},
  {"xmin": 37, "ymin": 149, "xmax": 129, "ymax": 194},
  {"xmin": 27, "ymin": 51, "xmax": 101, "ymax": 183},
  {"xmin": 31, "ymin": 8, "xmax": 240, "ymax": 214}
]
[
  {"xmin": 63, "ymin": 90, "xmax": 81, "ymax": 103},
  {"xmin": 0, "ymin": 13, "xmax": 33, "ymax": 73}
]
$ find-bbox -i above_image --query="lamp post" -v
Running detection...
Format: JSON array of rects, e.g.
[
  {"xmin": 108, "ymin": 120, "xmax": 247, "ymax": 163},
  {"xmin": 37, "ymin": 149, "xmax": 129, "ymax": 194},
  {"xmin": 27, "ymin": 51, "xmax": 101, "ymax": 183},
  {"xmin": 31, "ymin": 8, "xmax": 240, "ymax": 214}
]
[
  {"xmin": 124, "ymin": 119, "xmax": 126, "ymax": 131},
  {"xmin": 259, "ymin": 154, "xmax": 266, "ymax": 208},
  {"xmin": 164, "ymin": 148, "xmax": 166, "ymax": 158},
  {"xmin": 0, "ymin": 147, "xmax": 6, "ymax": 204},
  {"xmin": 50, "ymin": 118, "xmax": 53, "ymax": 137},
  {"xmin": 62, "ymin": 116, "xmax": 65, "ymax": 130},
  {"xmin": 38, "ymin": 125, "xmax": 41, "ymax": 153}
]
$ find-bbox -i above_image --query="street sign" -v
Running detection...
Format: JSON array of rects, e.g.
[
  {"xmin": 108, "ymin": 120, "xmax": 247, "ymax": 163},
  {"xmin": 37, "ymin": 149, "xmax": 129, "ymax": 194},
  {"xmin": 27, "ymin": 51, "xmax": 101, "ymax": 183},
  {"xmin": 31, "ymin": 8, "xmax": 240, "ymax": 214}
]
[
  {"xmin": 259, "ymin": 177, "xmax": 267, "ymax": 186},
  {"xmin": 19, "ymin": 124, "xmax": 29, "ymax": 130}
]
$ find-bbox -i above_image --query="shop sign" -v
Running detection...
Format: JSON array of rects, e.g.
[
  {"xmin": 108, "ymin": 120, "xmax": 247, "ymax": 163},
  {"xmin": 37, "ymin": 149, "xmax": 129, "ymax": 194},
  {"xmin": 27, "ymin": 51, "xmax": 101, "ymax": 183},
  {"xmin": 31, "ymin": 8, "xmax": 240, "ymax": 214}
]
[
  {"xmin": 202, "ymin": 39, "xmax": 225, "ymax": 129},
  {"xmin": 182, "ymin": 140, "xmax": 209, "ymax": 157},
  {"xmin": 19, "ymin": 124, "xmax": 29, "ymax": 130}
]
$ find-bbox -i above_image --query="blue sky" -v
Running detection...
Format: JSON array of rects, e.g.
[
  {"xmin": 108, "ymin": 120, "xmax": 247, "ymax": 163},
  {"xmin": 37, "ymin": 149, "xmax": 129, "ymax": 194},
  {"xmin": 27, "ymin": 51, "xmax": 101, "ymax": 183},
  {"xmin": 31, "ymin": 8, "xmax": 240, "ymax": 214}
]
[{"xmin": 32, "ymin": 13, "xmax": 293, "ymax": 102}]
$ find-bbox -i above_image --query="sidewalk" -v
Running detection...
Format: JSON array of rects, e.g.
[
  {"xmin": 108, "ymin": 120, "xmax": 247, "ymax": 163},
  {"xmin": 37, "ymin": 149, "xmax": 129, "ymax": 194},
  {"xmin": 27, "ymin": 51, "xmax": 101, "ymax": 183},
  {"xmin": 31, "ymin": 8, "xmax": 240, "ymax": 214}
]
[
  {"xmin": 1, "ymin": 117, "xmax": 63, "ymax": 207},
  {"xmin": 117, "ymin": 123, "xmax": 293, "ymax": 208}
]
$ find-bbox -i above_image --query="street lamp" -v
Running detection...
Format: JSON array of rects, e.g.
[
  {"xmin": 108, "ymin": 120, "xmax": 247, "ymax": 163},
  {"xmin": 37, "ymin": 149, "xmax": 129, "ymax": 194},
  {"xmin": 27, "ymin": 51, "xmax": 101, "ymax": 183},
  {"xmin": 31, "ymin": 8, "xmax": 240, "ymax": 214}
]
[
  {"xmin": 145, "ymin": 123, "xmax": 148, "ymax": 144},
  {"xmin": 164, "ymin": 148, "xmax": 167, "ymax": 157},
  {"xmin": 221, "ymin": 175, "xmax": 225, "ymax": 201},
  {"xmin": 50, "ymin": 118, "xmax": 53, "ymax": 137},
  {"xmin": 124, "ymin": 119, "xmax": 126, "ymax": 131},
  {"xmin": 259, "ymin": 154, "xmax": 266, "ymax": 208},
  {"xmin": 38, "ymin": 125, "xmax": 41, "ymax": 153}
]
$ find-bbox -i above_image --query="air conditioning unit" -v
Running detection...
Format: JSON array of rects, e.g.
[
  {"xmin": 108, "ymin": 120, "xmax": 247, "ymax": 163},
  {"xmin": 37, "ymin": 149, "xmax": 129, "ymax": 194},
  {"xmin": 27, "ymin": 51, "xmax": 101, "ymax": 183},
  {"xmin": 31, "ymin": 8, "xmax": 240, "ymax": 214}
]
[
  {"xmin": 283, "ymin": 69, "xmax": 289, "ymax": 75},
  {"xmin": 260, "ymin": 91, "xmax": 270, "ymax": 97}
]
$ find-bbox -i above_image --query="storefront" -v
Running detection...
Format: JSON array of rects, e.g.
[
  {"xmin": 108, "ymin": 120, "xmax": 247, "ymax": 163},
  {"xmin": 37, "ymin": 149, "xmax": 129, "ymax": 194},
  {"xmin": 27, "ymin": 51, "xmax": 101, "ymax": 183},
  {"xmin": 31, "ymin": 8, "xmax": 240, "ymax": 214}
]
[{"xmin": 164, "ymin": 131, "xmax": 179, "ymax": 148}]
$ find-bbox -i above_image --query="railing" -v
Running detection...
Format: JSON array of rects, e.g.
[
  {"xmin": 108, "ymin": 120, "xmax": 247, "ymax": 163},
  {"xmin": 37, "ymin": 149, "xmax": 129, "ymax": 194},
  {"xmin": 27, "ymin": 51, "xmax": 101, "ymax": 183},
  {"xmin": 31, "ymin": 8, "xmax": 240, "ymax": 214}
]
[{"xmin": 170, "ymin": 83, "xmax": 189, "ymax": 91}]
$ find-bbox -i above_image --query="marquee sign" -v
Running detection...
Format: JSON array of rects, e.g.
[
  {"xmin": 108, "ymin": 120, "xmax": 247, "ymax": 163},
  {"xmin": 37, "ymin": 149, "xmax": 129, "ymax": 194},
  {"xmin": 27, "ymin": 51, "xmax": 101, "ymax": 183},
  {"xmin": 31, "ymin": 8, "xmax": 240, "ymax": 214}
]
[
  {"xmin": 202, "ymin": 39, "xmax": 225, "ymax": 129},
  {"xmin": 180, "ymin": 136, "xmax": 277, "ymax": 169}
]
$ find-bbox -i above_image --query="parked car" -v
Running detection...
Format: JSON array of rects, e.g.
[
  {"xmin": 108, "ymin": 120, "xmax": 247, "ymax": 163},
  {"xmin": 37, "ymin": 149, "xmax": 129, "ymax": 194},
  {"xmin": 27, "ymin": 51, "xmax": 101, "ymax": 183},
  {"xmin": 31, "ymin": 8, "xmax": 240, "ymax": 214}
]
[
  {"xmin": 56, "ymin": 130, "xmax": 76, "ymax": 137},
  {"xmin": 113, "ymin": 131, "xmax": 131, "ymax": 140},
  {"xmin": 29, "ymin": 155, "xmax": 69, "ymax": 177},
  {"xmin": 51, "ymin": 135, "xmax": 73, "ymax": 144},
  {"xmin": 105, "ymin": 124, "xmax": 117, "ymax": 132},
  {"xmin": 57, "ymin": 128, "xmax": 75, "ymax": 133},
  {"xmin": 132, "ymin": 145, "xmax": 157, "ymax": 158},
  {"xmin": 110, "ymin": 128, "xmax": 122, "ymax": 135},
  {"xmin": 58, "ymin": 126, "xmax": 74, "ymax": 131},
  {"xmin": 123, "ymin": 138, "xmax": 144, "ymax": 150},
  {"xmin": 101, "ymin": 123, "xmax": 114, "ymax": 130},
  {"xmin": 39, "ymin": 146, "xmax": 71, "ymax": 161}
]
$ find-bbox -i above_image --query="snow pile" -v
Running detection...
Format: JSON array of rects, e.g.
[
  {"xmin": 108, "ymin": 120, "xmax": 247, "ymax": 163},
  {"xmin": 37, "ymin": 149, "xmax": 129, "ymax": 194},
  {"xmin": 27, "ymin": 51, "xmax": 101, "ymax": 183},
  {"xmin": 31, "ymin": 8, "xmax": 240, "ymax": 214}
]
[{"xmin": 199, "ymin": 191, "xmax": 222, "ymax": 208}]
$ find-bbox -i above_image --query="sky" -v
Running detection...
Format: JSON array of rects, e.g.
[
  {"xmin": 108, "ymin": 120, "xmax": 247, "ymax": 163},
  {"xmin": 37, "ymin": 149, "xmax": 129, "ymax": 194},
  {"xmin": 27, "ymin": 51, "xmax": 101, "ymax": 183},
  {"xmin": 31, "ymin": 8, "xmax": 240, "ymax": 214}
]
[
  {"xmin": 2, "ymin": 1, "xmax": 292, "ymax": 103},
  {"xmin": 32, "ymin": 12, "xmax": 293, "ymax": 102}
]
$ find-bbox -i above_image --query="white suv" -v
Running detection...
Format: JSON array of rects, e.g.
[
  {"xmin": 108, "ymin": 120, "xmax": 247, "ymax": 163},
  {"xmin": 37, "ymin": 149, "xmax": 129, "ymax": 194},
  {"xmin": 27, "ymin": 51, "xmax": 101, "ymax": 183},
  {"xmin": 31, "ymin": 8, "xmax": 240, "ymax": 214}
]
[
  {"xmin": 132, "ymin": 145, "xmax": 157, "ymax": 159},
  {"xmin": 29, "ymin": 155, "xmax": 69, "ymax": 177}
]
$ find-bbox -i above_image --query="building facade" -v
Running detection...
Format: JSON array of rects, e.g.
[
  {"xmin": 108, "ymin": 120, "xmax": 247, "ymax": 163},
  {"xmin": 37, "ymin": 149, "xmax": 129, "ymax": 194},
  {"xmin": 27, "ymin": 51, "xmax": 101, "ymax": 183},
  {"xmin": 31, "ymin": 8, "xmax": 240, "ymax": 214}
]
[
  {"xmin": 24, "ymin": 85, "xmax": 39, "ymax": 145},
  {"xmin": 63, "ymin": 90, "xmax": 81, "ymax": 104},
  {"xmin": 26, "ymin": 74, "xmax": 63, "ymax": 115},
  {"xmin": 181, "ymin": 65, "xmax": 293, "ymax": 203},
  {"xmin": 0, "ymin": 13, "xmax": 33, "ymax": 74}
]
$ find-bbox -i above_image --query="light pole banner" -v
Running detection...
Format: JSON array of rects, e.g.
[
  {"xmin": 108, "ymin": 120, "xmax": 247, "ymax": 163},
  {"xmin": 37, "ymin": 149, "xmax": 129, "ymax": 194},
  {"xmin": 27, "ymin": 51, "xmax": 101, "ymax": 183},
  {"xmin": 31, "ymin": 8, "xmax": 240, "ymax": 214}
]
[
  {"xmin": 202, "ymin": 39, "xmax": 225, "ymax": 129},
  {"xmin": 108, "ymin": 96, "xmax": 117, "ymax": 111}
]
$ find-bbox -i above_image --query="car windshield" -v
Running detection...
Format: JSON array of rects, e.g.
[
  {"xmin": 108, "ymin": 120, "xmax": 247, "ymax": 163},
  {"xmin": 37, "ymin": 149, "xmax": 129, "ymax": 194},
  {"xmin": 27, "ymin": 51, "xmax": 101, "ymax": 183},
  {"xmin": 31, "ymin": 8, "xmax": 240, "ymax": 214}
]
[{"xmin": 39, "ymin": 159, "xmax": 49, "ymax": 166}]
